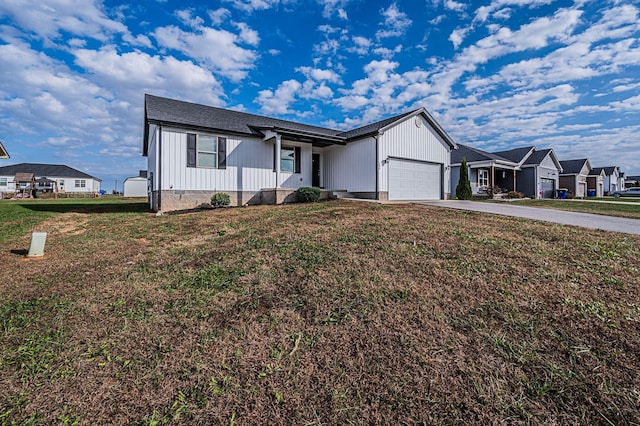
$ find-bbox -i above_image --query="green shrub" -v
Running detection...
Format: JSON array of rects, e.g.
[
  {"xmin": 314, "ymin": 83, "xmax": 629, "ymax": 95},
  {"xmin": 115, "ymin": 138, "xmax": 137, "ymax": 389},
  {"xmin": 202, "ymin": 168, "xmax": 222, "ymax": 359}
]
[
  {"xmin": 296, "ymin": 187, "xmax": 321, "ymax": 203},
  {"xmin": 210, "ymin": 192, "xmax": 231, "ymax": 207},
  {"xmin": 455, "ymin": 157, "xmax": 473, "ymax": 200}
]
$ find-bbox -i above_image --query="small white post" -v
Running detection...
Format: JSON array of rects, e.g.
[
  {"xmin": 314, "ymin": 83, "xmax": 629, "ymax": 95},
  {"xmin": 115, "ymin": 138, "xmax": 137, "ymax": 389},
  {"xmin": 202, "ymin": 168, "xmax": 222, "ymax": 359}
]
[{"xmin": 27, "ymin": 232, "xmax": 47, "ymax": 257}]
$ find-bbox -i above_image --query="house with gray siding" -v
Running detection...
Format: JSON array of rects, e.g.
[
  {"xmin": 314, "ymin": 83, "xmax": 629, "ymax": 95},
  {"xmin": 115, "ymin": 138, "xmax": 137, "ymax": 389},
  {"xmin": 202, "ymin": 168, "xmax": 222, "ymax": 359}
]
[
  {"xmin": 450, "ymin": 145, "xmax": 523, "ymax": 196},
  {"xmin": 559, "ymin": 159, "xmax": 591, "ymax": 198},
  {"xmin": 143, "ymin": 94, "xmax": 457, "ymax": 212},
  {"xmin": 450, "ymin": 145, "xmax": 562, "ymax": 198},
  {"xmin": 518, "ymin": 148, "xmax": 563, "ymax": 198}
]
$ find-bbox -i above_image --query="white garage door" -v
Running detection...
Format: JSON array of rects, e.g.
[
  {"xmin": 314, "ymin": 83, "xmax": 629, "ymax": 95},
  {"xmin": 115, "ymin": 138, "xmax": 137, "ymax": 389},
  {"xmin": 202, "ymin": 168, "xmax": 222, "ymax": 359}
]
[{"xmin": 388, "ymin": 159, "xmax": 441, "ymax": 200}]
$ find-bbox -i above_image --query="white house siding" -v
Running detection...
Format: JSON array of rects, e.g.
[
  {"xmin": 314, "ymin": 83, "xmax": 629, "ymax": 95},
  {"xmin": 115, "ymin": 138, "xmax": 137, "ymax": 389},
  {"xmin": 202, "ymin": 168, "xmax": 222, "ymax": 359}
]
[
  {"xmin": 323, "ymin": 137, "xmax": 376, "ymax": 193},
  {"xmin": 0, "ymin": 175, "xmax": 99, "ymax": 194},
  {"xmin": 378, "ymin": 115, "xmax": 451, "ymax": 199},
  {"xmin": 154, "ymin": 127, "xmax": 315, "ymax": 210}
]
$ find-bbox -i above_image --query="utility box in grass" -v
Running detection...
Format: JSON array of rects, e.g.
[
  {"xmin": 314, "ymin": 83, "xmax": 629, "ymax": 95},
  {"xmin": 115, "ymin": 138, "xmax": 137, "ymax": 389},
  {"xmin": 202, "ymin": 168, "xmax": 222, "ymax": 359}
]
[{"xmin": 27, "ymin": 232, "xmax": 47, "ymax": 257}]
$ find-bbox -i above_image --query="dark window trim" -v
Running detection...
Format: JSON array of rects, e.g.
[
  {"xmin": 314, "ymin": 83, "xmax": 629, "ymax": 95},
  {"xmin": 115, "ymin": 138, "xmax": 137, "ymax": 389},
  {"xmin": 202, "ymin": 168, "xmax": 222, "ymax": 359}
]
[{"xmin": 187, "ymin": 132, "xmax": 227, "ymax": 170}]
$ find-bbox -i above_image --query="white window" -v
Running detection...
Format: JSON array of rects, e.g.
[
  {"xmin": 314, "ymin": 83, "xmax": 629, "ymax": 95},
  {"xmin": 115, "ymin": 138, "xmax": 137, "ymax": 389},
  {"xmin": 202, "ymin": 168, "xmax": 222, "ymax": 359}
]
[
  {"xmin": 478, "ymin": 169, "xmax": 489, "ymax": 187},
  {"xmin": 59, "ymin": 179, "xmax": 64, "ymax": 186},
  {"xmin": 75, "ymin": 179, "xmax": 86, "ymax": 188},
  {"xmin": 280, "ymin": 146, "xmax": 295, "ymax": 173},
  {"xmin": 0, "ymin": 177, "xmax": 6, "ymax": 187},
  {"xmin": 197, "ymin": 135, "xmax": 217, "ymax": 168}
]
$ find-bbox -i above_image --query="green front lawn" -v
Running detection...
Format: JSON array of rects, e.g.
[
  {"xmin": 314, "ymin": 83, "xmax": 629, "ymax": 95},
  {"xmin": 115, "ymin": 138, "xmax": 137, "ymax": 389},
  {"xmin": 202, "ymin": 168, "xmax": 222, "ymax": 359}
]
[
  {"xmin": 1, "ymin": 199, "xmax": 639, "ymax": 424},
  {"xmin": 489, "ymin": 198, "xmax": 640, "ymax": 219}
]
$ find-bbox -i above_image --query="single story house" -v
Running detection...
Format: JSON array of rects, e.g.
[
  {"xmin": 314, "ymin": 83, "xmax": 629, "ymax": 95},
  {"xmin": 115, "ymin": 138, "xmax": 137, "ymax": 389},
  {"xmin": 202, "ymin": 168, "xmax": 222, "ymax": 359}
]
[
  {"xmin": 559, "ymin": 159, "xmax": 591, "ymax": 198},
  {"xmin": 0, "ymin": 163, "xmax": 102, "ymax": 195},
  {"xmin": 450, "ymin": 145, "xmax": 562, "ymax": 198},
  {"xmin": 143, "ymin": 94, "xmax": 457, "ymax": 212},
  {"xmin": 450, "ymin": 145, "xmax": 522, "ymax": 196},
  {"xmin": 587, "ymin": 168, "xmax": 606, "ymax": 197},
  {"xmin": 0, "ymin": 141, "xmax": 8, "ymax": 159},
  {"xmin": 123, "ymin": 171, "xmax": 148, "ymax": 197},
  {"xmin": 590, "ymin": 166, "xmax": 622, "ymax": 195},
  {"xmin": 517, "ymin": 148, "xmax": 563, "ymax": 198}
]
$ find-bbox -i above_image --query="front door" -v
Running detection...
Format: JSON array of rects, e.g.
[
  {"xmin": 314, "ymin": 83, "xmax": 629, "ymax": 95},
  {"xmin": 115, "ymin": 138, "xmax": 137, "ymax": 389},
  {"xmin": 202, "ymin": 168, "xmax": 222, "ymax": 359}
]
[{"xmin": 312, "ymin": 153, "xmax": 320, "ymax": 187}]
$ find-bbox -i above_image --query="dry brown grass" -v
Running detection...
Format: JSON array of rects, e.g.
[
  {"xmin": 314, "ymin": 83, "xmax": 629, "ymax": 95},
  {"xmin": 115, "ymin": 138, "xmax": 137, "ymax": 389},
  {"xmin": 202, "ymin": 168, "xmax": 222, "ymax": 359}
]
[{"xmin": 1, "ymin": 199, "xmax": 639, "ymax": 425}]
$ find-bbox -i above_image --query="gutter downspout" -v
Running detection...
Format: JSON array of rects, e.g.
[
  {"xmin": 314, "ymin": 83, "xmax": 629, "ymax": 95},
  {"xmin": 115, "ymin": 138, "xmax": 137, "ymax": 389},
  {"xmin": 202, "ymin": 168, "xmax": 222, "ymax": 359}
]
[
  {"xmin": 374, "ymin": 134, "xmax": 379, "ymax": 200},
  {"xmin": 157, "ymin": 124, "xmax": 162, "ymax": 211},
  {"xmin": 275, "ymin": 133, "xmax": 281, "ymax": 188}
]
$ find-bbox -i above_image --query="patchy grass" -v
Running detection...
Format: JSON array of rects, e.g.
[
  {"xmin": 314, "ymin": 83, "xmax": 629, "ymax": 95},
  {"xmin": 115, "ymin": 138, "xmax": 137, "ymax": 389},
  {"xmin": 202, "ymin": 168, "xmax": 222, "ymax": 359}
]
[
  {"xmin": 491, "ymin": 198, "xmax": 640, "ymax": 219},
  {"xmin": 1, "ymin": 199, "xmax": 639, "ymax": 424}
]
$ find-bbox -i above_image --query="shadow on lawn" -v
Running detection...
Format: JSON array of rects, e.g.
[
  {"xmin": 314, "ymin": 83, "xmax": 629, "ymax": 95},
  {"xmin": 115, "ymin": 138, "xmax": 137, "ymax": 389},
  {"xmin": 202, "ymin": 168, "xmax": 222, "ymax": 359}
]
[{"xmin": 18, "ymin": 201, "xmax": 150, "ymax": 214}]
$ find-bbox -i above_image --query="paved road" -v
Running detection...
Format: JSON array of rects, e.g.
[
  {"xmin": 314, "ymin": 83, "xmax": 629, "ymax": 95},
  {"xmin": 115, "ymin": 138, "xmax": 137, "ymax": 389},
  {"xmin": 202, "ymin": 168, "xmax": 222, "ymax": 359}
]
[{"xmin": 417, "ymin": 201, "xmax": 640, "ymax": 235}]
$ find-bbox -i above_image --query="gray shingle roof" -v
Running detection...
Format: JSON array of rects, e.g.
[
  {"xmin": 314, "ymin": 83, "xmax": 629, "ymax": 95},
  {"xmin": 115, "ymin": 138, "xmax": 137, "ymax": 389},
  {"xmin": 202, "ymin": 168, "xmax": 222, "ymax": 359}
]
[
  {"xmin": 451, "ymin": 144, "xmax": 514, "ymax": 164},
  {"xmin": 0, "ymin": 163, "xmax": 100, "ymax": 181},
  {"xmin": 523, "ymin": 149, "xmax": 551, "ymax": 165},
  {"xmin": 492, "ymin": 146, "xmax": 534, "ymax": 163},
  {"xmin": 559, "ymin": 159, "xmax": 589, "ymax": 175},
  {"xmin": 143, "ymin": 94, "xmax": 456, "ymax": 155}
]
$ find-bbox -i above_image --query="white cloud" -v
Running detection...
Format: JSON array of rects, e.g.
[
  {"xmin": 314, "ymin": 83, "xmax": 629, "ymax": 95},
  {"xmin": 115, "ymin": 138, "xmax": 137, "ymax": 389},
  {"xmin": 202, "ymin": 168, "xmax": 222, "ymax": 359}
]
[
  {"xmin": 72, "ymin": 47, "xmax": 223, "ymax": 99},
  {"xmin": 176, "ymin": 9, "xmax": 205, "ymax": 28},
  {"xmin": 317, "ymin": 0, "xmax": 350, "ymax": 19},
  {"xmin": 0, "ymin": 0, "xmax": 127, "ymax": 41},
  {"xmin": 347, "ymin": 36, "xmax": 372, "ymax": 55},
  {"xmin": 449, "ymin": 27, "xmax": 471, "ymax": 49},
  {"xmin": 209, "ymin": 8, "xmax": 232, "ymax": 25},
  {"xmin": 376, "ymin": 3, "xmax": 412, "ymax": 40},
  {"xmin": 234, "ymin": 22, "xmax": 260, "ymax": 46},
  {"xmin": 474, "ymin": 0, "xmax": 553, "ymax": 23},
  {"xmin": 296, "ymin": 66, "xmax": 342, "ymax": 83},
  {"xmin": 153, "ymin": 23, "xmax": 258, "ymax": 81},
  {"xmin": 223, "ymin": 0, "xmax": 297, "ymax": 12},
  {"xmin": 373, "ymin": 44, "xmax": 403, "ymax": 59},
  {"xmin": 256, "ymin": 79, "xmax": 302, "ymax": 114},
  {"xmin": 444, "ymin": 0, "xmax": 465, "ymax": 12},
  {"xmin": 610, "ymin": 94, "xmax": 640, "ymax": 111}
]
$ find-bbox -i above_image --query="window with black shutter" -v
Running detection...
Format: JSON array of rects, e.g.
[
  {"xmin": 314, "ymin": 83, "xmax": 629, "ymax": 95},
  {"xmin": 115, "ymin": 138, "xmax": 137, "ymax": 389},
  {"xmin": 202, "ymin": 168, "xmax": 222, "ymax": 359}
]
[{"xmin": 187, "ymin": 133, "xmax": 226, "ymax": 169}]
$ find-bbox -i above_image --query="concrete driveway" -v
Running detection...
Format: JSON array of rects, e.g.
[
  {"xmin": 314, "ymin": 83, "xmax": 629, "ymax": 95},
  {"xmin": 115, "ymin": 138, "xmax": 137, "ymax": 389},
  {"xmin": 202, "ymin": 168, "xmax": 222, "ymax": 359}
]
[{"xmin": 417, "ymin": 200, "xmax": 640, "ymax": 235}]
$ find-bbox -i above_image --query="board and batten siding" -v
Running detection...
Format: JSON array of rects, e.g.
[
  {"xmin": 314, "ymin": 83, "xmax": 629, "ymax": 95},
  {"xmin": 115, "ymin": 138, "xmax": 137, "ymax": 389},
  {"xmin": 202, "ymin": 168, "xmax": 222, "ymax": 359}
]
[
  {"xmin": 158, "ymin": 127, "xmax": 313, "ymax": 192},
  {"xmin": 378, "ymin": 115, "xmax": 451, "ymax": 194},
  {"xmin": 322, "ymin": 137, "xmax": 376, "ymax": 192}
]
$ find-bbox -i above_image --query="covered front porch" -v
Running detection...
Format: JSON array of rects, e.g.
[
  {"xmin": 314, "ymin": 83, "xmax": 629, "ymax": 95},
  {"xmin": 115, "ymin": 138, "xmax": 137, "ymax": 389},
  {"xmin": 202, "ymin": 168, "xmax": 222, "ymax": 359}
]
[{"xmin": 468, "ymin": 162, "xmax": 519, "ymax": 197}]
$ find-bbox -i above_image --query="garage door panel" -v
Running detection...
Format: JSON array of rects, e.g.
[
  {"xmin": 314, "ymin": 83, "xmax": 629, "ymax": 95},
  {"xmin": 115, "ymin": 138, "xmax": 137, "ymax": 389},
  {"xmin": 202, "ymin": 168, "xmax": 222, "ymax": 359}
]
[{"xmin": 389, "ymin": 159, "xmax": 441, "ymax": 200}]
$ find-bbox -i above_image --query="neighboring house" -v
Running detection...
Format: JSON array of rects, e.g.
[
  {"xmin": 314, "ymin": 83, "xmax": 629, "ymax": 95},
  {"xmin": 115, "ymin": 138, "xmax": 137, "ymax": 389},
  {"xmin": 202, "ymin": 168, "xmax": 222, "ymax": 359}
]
[
  {"xmin": 0, "ymin": 141, "xmax": 8, "ymax": 159},
  {"xmin": 0, "ymin": 163, "xmax": 101, "ymax": 195},
  {"xmin": 518, "ymin": 148, "xmax": 563, "ymax": 198},
  {"xmin": 559, "ymin": 159, "xmax": 591, "ymax": 198},
  {"xmin": 143, "ymin": 94, "xmax": 457, "ymax": 212},
  {"xmin": 587, "ymin": 168, "xmax": 605, "ymax": 197},
  {"xmin": 450, "ymin": 145, "xmax": 562, "ymax": 199},
  {"xmin": 450, "ymin": 145, "xmax": 524, "ymax": 197},
  {"xmin": 590, "ymin": 166, "xmax": 621, "ymax": 195},
  {"xmin": 123, "ymin": 171, "xmax": 148, "ymax": 197}
]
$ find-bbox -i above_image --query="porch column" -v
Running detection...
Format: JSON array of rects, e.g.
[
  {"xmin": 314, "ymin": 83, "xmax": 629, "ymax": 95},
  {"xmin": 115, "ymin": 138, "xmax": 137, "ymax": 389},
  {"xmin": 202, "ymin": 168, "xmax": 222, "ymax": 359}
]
[
  {"xmin": 491, "ymin": 166, "xmax": 495, "ymax": 188},
  {"xmin": 513, "ymin": 170, "xmax": 516, "ymax": 191},
  {"xmin": 275, "ymin": 133, "xmax": 281, "ymax": 188}
]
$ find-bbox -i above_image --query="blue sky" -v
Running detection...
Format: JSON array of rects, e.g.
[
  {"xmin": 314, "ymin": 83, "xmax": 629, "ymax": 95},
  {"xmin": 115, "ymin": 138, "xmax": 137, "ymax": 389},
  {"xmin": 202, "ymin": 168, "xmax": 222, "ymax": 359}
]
[{"xmin": 1, "ymin": 0, "xmax": 639, "ymax": 191}]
